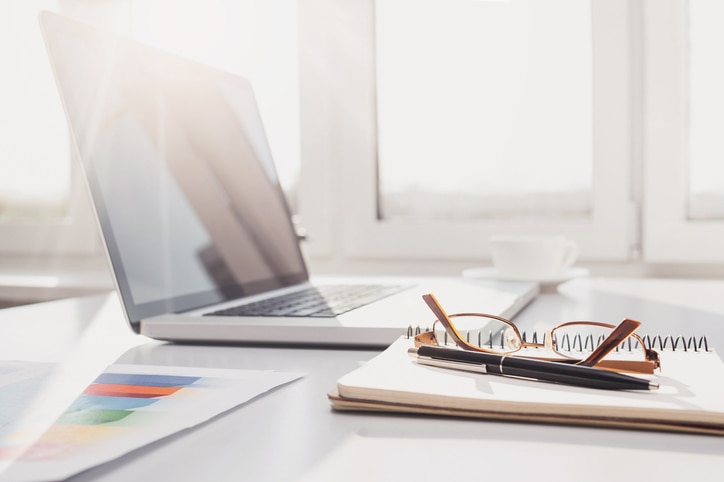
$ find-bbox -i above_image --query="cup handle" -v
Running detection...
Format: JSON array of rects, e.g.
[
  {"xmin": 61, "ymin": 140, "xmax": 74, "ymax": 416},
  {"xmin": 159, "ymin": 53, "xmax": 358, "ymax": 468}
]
[{"xmin": 561, "ymin": 241, "xmax": 579, "ymax": 270}]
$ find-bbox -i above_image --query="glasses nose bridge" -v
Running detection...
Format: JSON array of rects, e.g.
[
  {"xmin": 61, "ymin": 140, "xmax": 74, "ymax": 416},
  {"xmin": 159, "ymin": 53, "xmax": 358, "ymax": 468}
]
[{"xmin": 541, "ymin": 330, "xmax": 555, "ymax": 350}]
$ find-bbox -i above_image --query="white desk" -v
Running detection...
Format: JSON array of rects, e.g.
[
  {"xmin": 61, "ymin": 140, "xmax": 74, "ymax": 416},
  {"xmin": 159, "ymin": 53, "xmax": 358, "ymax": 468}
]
[{"xmin": 2, "ymin": 277, "xmax": 724, "ymax": 481}]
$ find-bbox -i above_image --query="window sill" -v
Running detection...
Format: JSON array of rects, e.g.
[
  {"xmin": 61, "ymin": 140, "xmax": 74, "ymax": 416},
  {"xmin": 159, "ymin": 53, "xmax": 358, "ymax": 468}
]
[
  {"xmin": 2, "ymin": 254, "xmax": 722, "ymax": 309},
  {"xmin": 307, "ymin": 256, "xmax": 724, "ymax": 280},
  {"xmin": 0, "ymin": 256, "xmax": 113, "ymax": 307}
]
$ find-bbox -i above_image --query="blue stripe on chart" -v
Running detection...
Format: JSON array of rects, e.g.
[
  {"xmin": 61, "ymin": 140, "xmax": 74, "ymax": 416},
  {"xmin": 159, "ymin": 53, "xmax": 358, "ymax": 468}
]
[{"xmin": 92, "ymin": 373, "xmax": 201, "ymax": 387}]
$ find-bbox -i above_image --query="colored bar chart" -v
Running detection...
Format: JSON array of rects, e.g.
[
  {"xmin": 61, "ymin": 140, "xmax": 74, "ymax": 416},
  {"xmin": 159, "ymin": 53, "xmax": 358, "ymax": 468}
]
[{"xmin": 0, "ymin": 363, "xmax": 302, "ymax": 482}]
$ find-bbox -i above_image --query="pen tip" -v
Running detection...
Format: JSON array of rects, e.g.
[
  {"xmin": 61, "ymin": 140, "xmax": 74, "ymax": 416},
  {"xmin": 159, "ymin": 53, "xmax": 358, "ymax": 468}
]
[
  {"xmin": 407, "ymin": 347, "xmax": 419, "ymax": 356},
  {"xmin": 649, "ymin": 381, "xmax": 660, "ymax": 390}
]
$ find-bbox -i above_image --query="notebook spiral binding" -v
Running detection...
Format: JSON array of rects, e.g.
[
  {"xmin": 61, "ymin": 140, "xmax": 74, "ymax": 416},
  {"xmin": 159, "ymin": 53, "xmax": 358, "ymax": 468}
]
[{"xmin": 405, "ymin": 325, "xmax": 711, "ymax": 352}]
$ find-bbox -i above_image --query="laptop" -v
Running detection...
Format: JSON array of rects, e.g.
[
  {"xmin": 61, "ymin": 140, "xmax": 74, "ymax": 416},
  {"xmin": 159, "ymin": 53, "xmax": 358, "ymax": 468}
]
[{"xmin": 39, "ymin": 11, "xmax": 538, "ymax": 347}]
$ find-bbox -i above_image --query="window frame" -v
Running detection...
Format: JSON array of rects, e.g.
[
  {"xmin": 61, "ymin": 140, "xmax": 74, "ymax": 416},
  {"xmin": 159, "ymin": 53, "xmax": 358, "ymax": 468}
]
[
  {"xmin": 299, "ymin": 0, "xmax": 636, "ymax": 263},
  {"xmin": 642, "ymin": 0, "xmax": 724, "ymax": 263},
  {"xmin": 7, "ymin": 0, "xmax": 719, "ymax": 277}
]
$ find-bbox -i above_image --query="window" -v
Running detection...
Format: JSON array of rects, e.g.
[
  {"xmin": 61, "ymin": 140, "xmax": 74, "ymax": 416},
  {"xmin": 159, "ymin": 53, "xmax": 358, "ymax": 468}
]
[
  {"xmin": 688, "ymin": 0, "xmax": 724, "ymax": 221},
  {"xmin": 0, "ymin": 0, "xmax": 299, "ymax": 259},
  {"xmin": 0, "ymin": 0, "xmax": 70, "ymax": 223},
  {"xmin": 4, "ymin": 0, "xmax": 723, "ymax": 278},
  {"xmin": 376, "ymin": 0, "xmax": 593, "ymax": 223},
  {"xmin": 0, "ymin": 0, "xmax": 96, "ymax": 255},
  {"xmin": 299, "ymin": 0, "xmax": 634, "ymax": 262},
  {"xmin": 643, "ymin": 0, "xmax": 724, "ymax": 263}
]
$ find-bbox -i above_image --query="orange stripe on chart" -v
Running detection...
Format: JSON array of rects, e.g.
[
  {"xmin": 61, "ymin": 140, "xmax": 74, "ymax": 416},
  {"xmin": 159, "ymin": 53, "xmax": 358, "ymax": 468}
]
[{"xmin": 83, "ymin": 383, "xmax": 181, "ymax": 398}]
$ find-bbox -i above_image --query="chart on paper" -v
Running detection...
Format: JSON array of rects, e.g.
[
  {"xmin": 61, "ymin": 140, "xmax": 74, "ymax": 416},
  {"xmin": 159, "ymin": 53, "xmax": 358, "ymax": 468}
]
[{"xmin": 0, "ymin": 362, "xmax": 303, "ymax": 482}]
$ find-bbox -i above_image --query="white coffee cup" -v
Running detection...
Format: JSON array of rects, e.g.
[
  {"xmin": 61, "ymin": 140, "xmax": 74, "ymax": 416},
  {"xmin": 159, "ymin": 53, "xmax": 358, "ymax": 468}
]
[{"xmin": 490, "ymin": 235, "xmax": 579, "ymax": 281}]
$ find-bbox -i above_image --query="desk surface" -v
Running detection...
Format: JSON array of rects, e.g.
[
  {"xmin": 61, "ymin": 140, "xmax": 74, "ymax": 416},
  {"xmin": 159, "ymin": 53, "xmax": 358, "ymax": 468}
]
[{"xmin": 1, "ymin": 277, "xmax": 724, "ymax": 481}]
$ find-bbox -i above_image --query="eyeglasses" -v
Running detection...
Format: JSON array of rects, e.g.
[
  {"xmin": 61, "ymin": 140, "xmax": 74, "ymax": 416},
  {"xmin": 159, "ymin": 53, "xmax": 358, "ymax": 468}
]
[{"xmin": 414, "ymin": 293, "xmax": 661, "ymax": 374}]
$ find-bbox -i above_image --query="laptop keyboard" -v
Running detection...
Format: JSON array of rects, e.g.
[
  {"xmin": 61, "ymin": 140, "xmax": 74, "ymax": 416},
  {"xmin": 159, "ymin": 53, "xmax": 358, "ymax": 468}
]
[{"xmin": 205, "ymin": 284, "xmax": 409, "ymax": 318}]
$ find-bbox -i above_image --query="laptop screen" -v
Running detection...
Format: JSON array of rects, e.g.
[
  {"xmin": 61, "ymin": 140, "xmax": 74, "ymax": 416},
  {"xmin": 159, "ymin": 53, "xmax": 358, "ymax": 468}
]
[{"xmin": 40, "ymin": 12, "xmax": 308, "ymax": 325}]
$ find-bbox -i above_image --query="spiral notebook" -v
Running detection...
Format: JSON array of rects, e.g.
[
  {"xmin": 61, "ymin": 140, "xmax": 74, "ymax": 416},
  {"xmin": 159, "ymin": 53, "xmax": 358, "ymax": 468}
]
[{"xmin": 329, "ymin": 335, "xmax": 724, "ymax": 436}]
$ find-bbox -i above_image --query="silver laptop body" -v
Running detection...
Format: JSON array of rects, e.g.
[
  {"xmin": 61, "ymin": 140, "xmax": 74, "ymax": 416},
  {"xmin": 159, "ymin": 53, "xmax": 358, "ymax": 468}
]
[{"xmin": 40, "ymin": 11, "xmax": 538, "ymax": 347}]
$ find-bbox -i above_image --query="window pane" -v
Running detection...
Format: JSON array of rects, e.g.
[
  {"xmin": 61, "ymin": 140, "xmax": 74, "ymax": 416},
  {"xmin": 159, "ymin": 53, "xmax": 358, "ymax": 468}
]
[
  {"xmin": 376, "ymin": 0, "xmax": 593, "ymax": 221},
  {"xmin": 0, "ymin": 0, "xmax": 71, "ymax": 222},
  {"xmin": 688, "ymin": 0, "xmax": 724, "ymax": 220}
]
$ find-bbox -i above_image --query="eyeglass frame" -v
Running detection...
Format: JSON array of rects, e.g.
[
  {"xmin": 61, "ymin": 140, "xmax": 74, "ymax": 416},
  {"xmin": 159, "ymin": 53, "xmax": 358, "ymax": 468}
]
[{"xmin": 416, "ymin": 294, "xmax": 661, "ymax": 374}]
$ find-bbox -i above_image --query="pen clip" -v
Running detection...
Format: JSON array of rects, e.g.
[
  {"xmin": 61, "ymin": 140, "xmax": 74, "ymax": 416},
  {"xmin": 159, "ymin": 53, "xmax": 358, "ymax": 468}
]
[{"xmin": 415, "ymin": 356, "xmax": 489, "ymax": 374}]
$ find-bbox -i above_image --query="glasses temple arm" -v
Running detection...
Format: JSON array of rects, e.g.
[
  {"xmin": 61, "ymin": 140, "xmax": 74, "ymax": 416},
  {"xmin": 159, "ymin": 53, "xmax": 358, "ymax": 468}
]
[
  {"xmin": 422, "ymin": 294, "xmax": 451, "ymax": 325},
  {"xmin": 578, "ymin": 318, "xmax": 641, "ymax": 367}
]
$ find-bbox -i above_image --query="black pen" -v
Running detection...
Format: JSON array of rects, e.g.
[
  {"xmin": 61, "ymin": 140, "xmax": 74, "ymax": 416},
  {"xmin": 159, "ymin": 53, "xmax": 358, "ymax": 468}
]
[{"xmin": 409, "ymin": 345, "xmax": 659, "ymax": 391}]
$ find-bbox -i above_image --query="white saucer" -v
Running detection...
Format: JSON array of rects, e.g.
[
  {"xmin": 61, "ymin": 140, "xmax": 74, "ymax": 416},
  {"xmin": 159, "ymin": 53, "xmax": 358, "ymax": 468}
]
[{"xmin": 461, "ymin": 266, "xmax": 590, "ymax": 288}]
